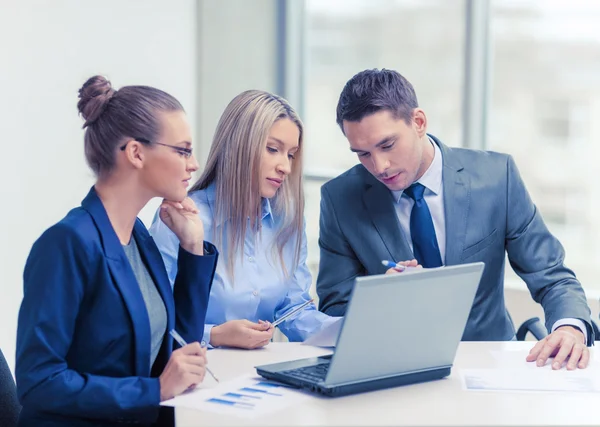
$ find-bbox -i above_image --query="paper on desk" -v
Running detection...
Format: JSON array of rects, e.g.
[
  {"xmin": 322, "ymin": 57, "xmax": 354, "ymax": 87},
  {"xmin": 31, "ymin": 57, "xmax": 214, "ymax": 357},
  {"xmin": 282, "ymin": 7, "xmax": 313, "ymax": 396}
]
[
  {"xmin": 490, "ymin": 349, "xmax": 554, "ymax": 369},
  {"xmin": 463, "ymin": 348, "xmax": 600, "ymax": 393},
  {"xmin": 460, "ymin": 368, "xmax": 600, "ymax": 393},
  {"xmin": 489, "ymin": 348, "xmax": 600, "ymax": 370},
  {"xmin": 302, "ymin": 317, "xmax": 344, "ymax": 347},
  {"xmin": 161, "ymin": 374, "xmax": 311, "ymax": 418}
]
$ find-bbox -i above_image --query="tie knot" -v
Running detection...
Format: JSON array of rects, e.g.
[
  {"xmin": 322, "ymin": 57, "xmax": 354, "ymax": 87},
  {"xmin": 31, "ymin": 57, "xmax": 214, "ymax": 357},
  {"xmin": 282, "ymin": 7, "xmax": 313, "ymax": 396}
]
[{"xmin": 404, "ymin": 183, "xmax": 425, "ymax": 201}]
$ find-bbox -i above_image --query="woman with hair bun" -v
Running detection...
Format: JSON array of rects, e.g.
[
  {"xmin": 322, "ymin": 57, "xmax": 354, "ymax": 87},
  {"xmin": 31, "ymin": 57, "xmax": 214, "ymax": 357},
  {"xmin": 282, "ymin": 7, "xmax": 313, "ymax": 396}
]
[{"xmin": 15, "ymin": 75, "xmax": 218, "ymax": 426}]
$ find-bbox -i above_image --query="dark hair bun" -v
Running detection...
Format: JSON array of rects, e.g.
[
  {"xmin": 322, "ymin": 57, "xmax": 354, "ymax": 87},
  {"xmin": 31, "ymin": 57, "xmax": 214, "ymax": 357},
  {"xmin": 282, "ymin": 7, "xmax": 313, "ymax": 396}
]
[{"xmin": 77, "ymin": 75, "xmax": 116, "ymax": 127}]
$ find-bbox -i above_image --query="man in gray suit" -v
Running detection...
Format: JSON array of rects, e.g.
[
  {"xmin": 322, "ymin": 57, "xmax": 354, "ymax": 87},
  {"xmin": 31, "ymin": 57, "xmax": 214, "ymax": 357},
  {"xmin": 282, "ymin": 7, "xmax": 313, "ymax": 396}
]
[{"xmin": 317, "ymin": 68, "xmax": 593, "ymax": 369}]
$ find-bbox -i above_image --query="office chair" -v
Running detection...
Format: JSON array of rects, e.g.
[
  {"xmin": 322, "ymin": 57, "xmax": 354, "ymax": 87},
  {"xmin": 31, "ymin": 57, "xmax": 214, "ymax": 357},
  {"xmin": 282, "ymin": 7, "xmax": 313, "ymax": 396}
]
[
  {"xmin": 515, "ymin": 317, "xmax": 548, "ymax": 341},
  {"xmin": 517, "ymin": 317, "xmax": 600, "ymax": 342},
  {"xmin": 0, "ymin": 348, "xmax": 20, "ymax": 427}
]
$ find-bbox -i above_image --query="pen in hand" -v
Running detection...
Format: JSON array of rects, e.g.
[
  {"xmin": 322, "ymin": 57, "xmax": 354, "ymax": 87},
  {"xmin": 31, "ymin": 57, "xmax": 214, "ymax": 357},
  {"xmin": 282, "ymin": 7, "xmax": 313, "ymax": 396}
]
[
  {"xmin": 270, "ymin": 298, "xmax": 315, "ymax": 328},
  {"xmin": 381, "ymin": 260, "xmax": 409, "ymax": 271},
  {"xmin": 381, "ymin": 260, "xmax": 427, "ymax": 272},
  {"xmin": 169, "ymin": 329, "xmax": 219, "ymax": 383}
]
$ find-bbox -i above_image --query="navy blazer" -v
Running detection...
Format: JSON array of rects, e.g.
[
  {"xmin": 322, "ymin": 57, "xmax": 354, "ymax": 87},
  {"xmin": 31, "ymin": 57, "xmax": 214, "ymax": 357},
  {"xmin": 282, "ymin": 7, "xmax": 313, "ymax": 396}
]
[
  {"xmin": 317, "ymin": 136, "xmax": 593, "ymax": 344},
  {"xmin": 16, "ymin": 187, "xmax": 218, "ymax": 426}
]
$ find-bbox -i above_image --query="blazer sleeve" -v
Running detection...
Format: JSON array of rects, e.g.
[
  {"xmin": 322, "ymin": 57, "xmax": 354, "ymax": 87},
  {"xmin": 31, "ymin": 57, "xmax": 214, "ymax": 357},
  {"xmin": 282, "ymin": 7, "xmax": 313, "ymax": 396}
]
[
  {"xmin": 173, "ymin": 242, "xmax": 218, "ymax": 344},
  {"xmin": 316, "ymin": 185, "xmax": 365, "ymax": 316},
  {"xmin": 504, "ymin": 155, "xmax": 594, "ymax": 344},
  {"xmin": 16, "ymin": 225, "xmax": 160, "ymax": 423}
]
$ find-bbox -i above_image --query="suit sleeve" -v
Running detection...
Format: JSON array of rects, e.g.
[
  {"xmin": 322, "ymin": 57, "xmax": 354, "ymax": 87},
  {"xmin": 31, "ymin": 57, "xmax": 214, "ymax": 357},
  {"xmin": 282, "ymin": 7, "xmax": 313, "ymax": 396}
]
[
  {"xmin": 504, "ymin": 155, "xmax": 594, "ymax": 344},
  {"xmin": 316, "ymin": 185, "xmax": 365, "ymax": 316},
  {"xmin": 16, "ymin": 225, "xmax": 160, "ymax": 423},
  {"xmin": 173, "ymin": 242, "xmax": 218, "ymax": 344}
]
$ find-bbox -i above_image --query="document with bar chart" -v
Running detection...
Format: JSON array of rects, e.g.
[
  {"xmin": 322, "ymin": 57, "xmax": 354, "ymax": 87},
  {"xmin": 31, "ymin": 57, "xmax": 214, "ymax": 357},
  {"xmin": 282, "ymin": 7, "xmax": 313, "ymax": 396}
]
[{"xmin": 161, "ymin": 375, "xmax": 312, "ymax": 418}]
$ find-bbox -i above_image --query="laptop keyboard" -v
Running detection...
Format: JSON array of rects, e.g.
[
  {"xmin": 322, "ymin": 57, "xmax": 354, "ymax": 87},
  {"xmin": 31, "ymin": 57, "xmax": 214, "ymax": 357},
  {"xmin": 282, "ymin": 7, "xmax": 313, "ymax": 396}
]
[{"xmin": 281, "ymin": 363, "xmax": 330, "ymax": 382}]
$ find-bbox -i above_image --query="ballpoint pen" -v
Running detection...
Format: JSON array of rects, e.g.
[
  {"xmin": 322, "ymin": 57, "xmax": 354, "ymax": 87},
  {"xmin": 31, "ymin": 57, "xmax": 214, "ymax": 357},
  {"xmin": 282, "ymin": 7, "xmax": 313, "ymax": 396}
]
[
  {"xmin": 381, "ymin": 260, "xmax": 415, "ymax": 272},
  {"xmin": 169, "ymin": 329, "xmax": 219, "ymax": 383},
  {"xmin": 270, "ymin": 298, "xmax": 314, "ymax": 328}
]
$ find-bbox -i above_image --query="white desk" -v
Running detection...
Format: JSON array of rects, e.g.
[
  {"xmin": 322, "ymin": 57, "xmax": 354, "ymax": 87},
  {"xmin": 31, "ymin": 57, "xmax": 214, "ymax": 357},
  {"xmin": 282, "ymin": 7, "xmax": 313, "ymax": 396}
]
[{"xmin": 176, "ymin": 342, "xmax": 598, "ymax": 426}]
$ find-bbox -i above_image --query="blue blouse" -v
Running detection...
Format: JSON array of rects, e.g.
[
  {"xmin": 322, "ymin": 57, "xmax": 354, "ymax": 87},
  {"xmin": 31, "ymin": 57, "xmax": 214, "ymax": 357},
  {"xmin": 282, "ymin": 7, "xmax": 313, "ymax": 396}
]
[{"xmin": 149, "ymin": 183, "xmax": 336, "ymax": 346}]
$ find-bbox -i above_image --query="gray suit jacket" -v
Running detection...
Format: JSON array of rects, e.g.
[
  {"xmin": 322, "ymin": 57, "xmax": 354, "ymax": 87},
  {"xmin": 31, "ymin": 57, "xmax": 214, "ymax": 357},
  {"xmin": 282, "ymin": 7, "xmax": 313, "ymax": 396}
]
[{"xmin": 317, "ymin": 135, "xmax": 593, "ymax": 344}]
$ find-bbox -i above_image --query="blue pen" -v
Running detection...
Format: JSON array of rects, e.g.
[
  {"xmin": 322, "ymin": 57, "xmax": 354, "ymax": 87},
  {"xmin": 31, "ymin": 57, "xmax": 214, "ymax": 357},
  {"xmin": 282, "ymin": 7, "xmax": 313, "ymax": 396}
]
[
  {"xmin": 381, "ymin": 260, "xmax": 408, "ymax": 271},
  {"xmin": 169, "ymin": 329, "xmax": 219, "ymax": 382}
]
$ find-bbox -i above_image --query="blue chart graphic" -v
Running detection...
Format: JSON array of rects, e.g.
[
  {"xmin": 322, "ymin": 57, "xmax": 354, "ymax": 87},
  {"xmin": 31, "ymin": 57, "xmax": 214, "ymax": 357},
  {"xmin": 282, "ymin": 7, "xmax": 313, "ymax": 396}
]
[
  {"xmin": 206, "ymin": 397, "xmax": 254, "ymax": 410},
  {"xmin": 239, "ymin": 387, "xmax": 283, "ymax": 396},
  {"xmin": 206, "ymin": 380, "xmax": 287, "ymax": 410},
  {"xmin": 223, "ymin": 392, "xmax": 261, "ymax": 401},
  {"xmin": 257, "ymin": 380, "xmax": 295, "ymax": 389}
]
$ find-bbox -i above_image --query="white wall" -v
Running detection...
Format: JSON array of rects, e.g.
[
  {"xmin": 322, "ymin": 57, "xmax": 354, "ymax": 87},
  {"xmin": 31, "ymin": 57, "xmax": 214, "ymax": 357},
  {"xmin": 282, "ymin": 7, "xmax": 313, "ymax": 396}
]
[
  {"xmin": 0, "ymin": 0, "xmax": 282, "ymax": 375},
  {"xmin": 195, "ymin": 0, "xmax": 278, "ymax": 167},
  {"xmin": 0, "ymin": 0, "xmax": 198, "ymax": 374}
]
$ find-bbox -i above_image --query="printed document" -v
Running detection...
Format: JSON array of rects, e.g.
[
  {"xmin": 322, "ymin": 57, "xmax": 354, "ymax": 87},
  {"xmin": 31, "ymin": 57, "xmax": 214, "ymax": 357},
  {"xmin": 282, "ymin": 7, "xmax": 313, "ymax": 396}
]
[{"xmin": 161, "ymin": 375, "xmax": 312, "ymax": 418}]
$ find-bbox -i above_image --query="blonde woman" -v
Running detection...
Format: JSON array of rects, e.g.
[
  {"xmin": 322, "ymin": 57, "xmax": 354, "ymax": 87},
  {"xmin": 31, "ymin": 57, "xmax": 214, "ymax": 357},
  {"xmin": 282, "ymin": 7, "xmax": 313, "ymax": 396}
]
[{"xmin": 150, "ymin": 90, "xmax": 337, "ymax": 349}]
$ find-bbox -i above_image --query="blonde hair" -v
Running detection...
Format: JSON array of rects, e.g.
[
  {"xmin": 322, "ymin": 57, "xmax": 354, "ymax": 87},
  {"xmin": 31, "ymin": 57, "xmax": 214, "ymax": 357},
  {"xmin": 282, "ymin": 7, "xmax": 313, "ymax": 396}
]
[{"xmin": 190, "ymin": 90, "xmax": 304, "ymax": 280}]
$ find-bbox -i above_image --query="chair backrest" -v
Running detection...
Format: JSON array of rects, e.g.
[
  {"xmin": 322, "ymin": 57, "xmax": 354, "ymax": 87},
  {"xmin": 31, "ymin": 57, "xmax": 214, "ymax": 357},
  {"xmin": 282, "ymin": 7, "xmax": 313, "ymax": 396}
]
[
  {"xmin": 0, "ymin": 348, "xmax": 20, "ymax": 427},
  {"xmin": 518, "ymin": 317, "xmax": 600, "ymax": 342},
  {"xmin": 516, "ymin": 317, "xmax": 548, "ymax": 341}
]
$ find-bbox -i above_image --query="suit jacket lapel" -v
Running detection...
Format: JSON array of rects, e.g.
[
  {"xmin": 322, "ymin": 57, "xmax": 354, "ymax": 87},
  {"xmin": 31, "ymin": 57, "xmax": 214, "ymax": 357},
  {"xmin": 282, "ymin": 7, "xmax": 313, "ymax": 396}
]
[
  {"xmin": 362, "ymin": 172, "xmax": 414, "ymax": 263},
  {"xmin": 81, "ymin": 187, "xmax": 151, "ymax": 376},
  {"xmin": 435, "ymin": 137, "xmax": 471, "ymax": 266}
]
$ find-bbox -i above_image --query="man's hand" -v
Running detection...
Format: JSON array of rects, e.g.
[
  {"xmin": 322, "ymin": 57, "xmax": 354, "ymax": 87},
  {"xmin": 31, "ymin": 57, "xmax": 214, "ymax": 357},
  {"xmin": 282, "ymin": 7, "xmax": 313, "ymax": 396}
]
[
  {"xmin": 526, "ymin": 326, "xmax": 589, "ymax": 370},
  {"xmin": 385, "ymin": 259, "xmax": 421, "ymax": 275}
]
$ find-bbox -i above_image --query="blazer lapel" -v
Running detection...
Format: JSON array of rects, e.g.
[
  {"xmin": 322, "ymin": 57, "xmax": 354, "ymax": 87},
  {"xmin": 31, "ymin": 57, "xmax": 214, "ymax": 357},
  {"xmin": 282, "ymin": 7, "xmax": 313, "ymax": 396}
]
[
  {"xmin": 81, "ymin": 187, "xmax": 151, "ymax": 376},
  {"xmin": 435, "ymin": 138, "xmax": 471, "ymax": 266},
  {"xmin": 362, "ymin": 172, "xmax": 414, "ymax": 262}
]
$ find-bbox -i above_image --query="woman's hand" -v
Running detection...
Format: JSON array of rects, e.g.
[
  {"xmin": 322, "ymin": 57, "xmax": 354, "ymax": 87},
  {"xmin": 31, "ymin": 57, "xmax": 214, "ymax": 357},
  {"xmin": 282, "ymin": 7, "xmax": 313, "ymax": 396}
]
[
  {"xmin": 159, "ymin": 198, "xmax": 204, "ymax": 255},
  {"xmin": 159, "ymin": 342, "xmax": 207, "ymax": 401},
  {"xmin": 210, "ymin": 320, "xmax": 273, "ymax": 349}
]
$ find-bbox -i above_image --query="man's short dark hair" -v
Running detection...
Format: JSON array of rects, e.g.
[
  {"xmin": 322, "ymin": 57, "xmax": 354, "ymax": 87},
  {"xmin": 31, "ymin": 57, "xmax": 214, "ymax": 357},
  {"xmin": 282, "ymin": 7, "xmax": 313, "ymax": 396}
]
[{"xmin": 336, "ymin": 68, "xmax": 419, "ymax": 133}]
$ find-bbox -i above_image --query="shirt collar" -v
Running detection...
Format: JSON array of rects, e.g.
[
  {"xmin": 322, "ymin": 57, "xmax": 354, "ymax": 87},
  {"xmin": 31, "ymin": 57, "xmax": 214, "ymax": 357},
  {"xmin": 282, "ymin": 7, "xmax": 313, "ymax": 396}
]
[
  {"xmin": 391, "ymin": 137, "xmax": 443, "ymax": 203},
  {"xmin": 260, "ymin": 197, "xmax": 274, "ymax": 224}
]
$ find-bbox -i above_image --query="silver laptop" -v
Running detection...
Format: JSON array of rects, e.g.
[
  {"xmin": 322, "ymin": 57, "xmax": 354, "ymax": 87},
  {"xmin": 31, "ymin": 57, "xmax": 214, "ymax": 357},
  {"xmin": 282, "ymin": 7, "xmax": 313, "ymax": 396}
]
[{"xmin": 256, "ymin": 262, "xmax": 484, "ymax": 397}]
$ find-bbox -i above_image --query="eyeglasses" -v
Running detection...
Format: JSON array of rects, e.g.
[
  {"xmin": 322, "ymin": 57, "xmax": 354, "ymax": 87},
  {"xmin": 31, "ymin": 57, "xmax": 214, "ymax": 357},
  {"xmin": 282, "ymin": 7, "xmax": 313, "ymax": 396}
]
[{"xmin": 119, "ymin": 138, "xmax": 193, "ymax": 159}]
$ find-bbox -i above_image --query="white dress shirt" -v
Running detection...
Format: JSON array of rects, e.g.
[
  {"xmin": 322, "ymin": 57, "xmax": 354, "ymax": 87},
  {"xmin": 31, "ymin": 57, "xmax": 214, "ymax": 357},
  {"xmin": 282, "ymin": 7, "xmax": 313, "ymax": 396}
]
[{"xmin": 391, "ymin": 138, "xmax": 587, "ymax": 343}]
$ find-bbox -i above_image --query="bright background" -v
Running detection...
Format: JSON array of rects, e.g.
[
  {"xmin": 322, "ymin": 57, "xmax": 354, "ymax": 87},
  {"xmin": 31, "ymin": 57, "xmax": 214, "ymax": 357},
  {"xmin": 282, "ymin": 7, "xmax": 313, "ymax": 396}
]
[{"xmin": 1, "ymin": 0, "xmax": 599, "ymax": 373}]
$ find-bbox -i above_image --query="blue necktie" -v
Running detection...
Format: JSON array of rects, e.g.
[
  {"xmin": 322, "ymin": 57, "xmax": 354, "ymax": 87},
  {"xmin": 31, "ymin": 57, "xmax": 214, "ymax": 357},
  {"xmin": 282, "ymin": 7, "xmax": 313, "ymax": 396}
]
[{"xmin": 403, "ymin": 183, "xmax": 443, "ymax": 268}]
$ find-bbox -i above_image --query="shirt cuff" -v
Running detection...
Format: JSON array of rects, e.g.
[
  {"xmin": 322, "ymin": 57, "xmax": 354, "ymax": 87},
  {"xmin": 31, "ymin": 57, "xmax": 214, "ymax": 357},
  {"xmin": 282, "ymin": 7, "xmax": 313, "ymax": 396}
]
[
  {"xmin": 552, "ymin": 318, "xmax": 588, "ymax": 345},
  {"xmin": 203, "ymin": 324, "xmax": 215, "ymax": 349}
]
